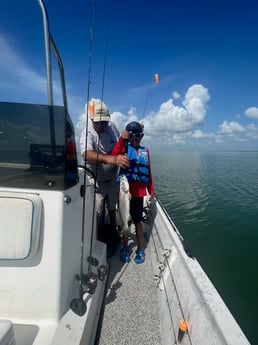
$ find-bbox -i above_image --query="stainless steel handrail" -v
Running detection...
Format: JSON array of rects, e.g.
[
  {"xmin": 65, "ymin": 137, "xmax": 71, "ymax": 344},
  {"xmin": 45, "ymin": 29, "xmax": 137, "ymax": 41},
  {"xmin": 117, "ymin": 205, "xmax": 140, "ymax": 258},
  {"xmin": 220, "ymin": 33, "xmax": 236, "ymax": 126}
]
[{"xmin": 37, "ymin": 0, "xmax": 68, "ymax": 113}]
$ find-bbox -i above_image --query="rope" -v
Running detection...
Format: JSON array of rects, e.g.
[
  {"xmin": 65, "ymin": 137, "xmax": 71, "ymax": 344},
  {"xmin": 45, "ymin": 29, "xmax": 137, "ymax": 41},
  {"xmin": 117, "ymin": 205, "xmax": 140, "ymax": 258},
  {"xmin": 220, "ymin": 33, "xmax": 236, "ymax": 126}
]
[
  {"xmin": 149, "ymin": 220, "xmax": 177, "ymax": 342},
  {"xmin": 149, "ymin": 198, "xmax": 193, "ymax": 344}
]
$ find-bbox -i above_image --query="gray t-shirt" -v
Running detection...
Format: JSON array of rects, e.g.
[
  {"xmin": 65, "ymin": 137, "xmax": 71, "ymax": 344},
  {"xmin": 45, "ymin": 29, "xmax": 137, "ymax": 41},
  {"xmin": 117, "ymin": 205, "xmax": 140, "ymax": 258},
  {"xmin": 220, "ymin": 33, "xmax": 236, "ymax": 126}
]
[{"xmin": 80, "ymin": 121, "xmax": 120, "ymax": 182}]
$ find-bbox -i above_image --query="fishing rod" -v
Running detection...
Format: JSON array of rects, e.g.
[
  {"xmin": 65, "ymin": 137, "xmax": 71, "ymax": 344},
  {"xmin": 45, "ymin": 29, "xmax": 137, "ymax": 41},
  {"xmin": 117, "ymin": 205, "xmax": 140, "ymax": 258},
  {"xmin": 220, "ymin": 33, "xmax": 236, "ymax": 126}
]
[
  {"xmin": 71, "ymin": 0, "xmax": 112, "ymax": 316},
  {"xmin": 87, "ymin": 3, "xmax": 115, "ymax": 246},
  {"xmin": 69, "ymin": 0, "xmax": 99, "ymax": 317},
  {"xmin": 81, "ymin": 0, "xmax": 95, "ymax": 264}
]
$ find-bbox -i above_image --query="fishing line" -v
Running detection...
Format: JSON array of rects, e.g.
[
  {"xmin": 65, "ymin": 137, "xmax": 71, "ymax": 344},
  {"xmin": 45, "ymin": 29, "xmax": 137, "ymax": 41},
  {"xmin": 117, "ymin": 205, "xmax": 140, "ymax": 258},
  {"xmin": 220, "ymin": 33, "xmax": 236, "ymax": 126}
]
[
  {"xmin": 93, "ymin": 8, "xmax": 112, "ymax": 230},
  {"xmin": 100, "ymin": 20, "xmax": 109, "ymax": 103},
  {"xmin": 93, "ymin": 22, "xmax": 109, "ymax": 180},
  {"xmin": 143, "ymin": 87, "xmax": 151, "ymax": 118},
  {"xmin": 143, "ymin": 74, "xmax": 159, "ymax": 117}
]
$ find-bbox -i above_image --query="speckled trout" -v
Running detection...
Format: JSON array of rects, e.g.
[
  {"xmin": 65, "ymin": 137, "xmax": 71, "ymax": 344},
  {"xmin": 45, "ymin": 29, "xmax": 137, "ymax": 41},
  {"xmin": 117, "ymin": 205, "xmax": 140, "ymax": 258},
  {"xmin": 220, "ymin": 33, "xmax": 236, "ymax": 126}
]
[{"xmin": 118, "ymin": 175, "xmax": 131, "ymax": 237}]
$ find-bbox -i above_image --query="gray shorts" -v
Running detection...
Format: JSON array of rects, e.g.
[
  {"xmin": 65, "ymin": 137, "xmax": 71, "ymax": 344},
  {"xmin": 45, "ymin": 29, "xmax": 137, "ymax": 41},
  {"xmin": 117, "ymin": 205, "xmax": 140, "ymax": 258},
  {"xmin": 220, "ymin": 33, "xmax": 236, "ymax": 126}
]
[{"xmin": 94, "ymin": 178, "xmax": 119, "ymax": 216}]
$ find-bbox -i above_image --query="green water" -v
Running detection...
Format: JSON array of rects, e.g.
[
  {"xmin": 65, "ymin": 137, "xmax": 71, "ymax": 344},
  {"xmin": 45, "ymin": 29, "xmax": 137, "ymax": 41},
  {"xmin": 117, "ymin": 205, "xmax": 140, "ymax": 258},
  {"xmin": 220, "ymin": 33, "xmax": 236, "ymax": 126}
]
[{"xmin": 151, "ymin": 151, "xmax": 258, "ymax": 344}]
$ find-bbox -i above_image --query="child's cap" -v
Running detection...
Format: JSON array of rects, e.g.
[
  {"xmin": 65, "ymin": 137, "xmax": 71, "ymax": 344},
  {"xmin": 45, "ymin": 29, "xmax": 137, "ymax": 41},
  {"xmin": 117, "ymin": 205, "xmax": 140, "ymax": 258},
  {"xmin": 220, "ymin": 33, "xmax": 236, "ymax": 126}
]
[{"xmin": 126, "ymin": 121, "xmax": 143, "ymax": 133}]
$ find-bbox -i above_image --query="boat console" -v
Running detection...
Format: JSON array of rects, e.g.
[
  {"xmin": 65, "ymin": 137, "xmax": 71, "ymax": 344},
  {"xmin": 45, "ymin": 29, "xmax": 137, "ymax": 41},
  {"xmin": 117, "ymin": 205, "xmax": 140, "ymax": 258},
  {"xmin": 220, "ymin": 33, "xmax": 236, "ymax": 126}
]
[{"xmin": 0, "ymin": 100, "xmax": 108, "ymax": 345}]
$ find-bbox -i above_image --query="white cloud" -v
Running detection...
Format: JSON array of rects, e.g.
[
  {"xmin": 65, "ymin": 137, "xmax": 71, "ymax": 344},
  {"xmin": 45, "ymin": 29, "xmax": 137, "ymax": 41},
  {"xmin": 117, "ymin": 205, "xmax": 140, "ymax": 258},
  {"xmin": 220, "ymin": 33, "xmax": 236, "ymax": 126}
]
[
  {"xmin": 75, "ymin": 98, "xmax": 139, "ymax": 137},
  {"xmin": 245, "ymin": 123, "xmax": 258, "ymax": 140},
  {"xmin": 1, "ymin": 32, "xmax": 256, "ymax": 151},
  {"xmin": 142, "ymin": 84, "xmax": 210, "ymax": 135},
  {"xmin": 73, "ymin": 85, "xmax": 255, "ymax": 151},
  {"xmin": 111, "ymin": 108, "xmax": 138, "ymax": 132},
  {"xmin": 246, "ymin": 123, "xmax": 258, "ymax": 132},
  {"xmin": 75, "ymin": 112, "xmax": 87, "ymax": 136},
  {"xmin": 191, "ymin": 130, "xmax": 206, "ymax": 139},
  {"xmin": 183, "ymin": 84, "xmax": 210, "ymax": 124},
  {"xmin": 172, "ymin": 134, "xmax": 186, "ymax": 144},
  {"xmin": 219, "ymin": 121, "xmax": 245, "ymax": 134},
  {"xmin": 245, "ymin": 107, "xmax": 258, "ymax": 120},
  {"xmin": 172, "ymin": 91, "xmax": 180, "ymax": 100}
]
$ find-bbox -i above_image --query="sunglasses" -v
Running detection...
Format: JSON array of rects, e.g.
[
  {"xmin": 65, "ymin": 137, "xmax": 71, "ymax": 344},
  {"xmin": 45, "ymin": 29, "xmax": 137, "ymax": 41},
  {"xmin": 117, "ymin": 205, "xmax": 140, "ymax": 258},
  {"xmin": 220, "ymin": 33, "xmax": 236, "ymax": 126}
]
[
  {"xmin": 129, "ymin": 133, "xmax": 143, "ymax": 139},
  {"xmin": 93, "ymin": 121, "xmax": 108, "ymax": 126}
]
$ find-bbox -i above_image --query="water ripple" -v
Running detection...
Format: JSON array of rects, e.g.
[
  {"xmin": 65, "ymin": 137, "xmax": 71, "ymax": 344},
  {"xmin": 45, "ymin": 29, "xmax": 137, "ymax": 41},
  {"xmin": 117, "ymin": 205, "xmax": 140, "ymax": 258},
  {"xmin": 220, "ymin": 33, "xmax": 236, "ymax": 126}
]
[
  {"xmin": 152, "ymin": 151, "xmax": 258, "ymax": 232},
  {"xmin": 151, "ymin": 151, "xmax": 258, "ymax": 343}
]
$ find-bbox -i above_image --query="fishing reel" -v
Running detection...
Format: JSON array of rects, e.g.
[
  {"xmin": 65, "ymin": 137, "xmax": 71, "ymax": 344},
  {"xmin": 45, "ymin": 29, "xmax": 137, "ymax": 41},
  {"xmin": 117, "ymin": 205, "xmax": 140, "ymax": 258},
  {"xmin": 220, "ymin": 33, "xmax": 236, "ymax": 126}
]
[
  {"xmin": 98, "ymin": 264, "xmax": 109, "ymax": 281},
  {"xmin": 87, "ymin": 256, "xmax": 109, "ymax": 282},
  {"xmin": 81, "ymin": 272, "xmax": 98, "ymax": 295},
  {"xmin": 70, "ymin": 272, "xmax": 98, "ymax": 316},
  {"xmin": 70, "ymin": 256, "xmax": 109, "ymax": 316},
  {"xmin": 70, "ymin": 284, "xmax": 87, "ymax": 316}
]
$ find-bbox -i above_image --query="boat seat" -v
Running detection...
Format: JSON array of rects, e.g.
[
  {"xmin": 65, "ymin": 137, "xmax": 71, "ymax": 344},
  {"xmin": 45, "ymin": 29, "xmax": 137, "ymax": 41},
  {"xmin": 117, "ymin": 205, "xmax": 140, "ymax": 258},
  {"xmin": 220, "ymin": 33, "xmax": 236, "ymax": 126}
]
[
  {"xmin": 0, "ymin": 192, "xmax": 42, "ymax": 261},
  {"xmin": 0, "ymin": 320, "xmax": 15, "ymax": 345}
]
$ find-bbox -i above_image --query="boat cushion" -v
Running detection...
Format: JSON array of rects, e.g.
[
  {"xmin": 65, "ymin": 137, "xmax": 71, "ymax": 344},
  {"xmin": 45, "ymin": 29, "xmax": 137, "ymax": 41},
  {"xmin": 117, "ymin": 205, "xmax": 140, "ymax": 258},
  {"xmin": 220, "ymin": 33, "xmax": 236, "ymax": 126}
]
[{"xmin": 0, "ymin": 192, "xmax": 42, "ymax": 260}]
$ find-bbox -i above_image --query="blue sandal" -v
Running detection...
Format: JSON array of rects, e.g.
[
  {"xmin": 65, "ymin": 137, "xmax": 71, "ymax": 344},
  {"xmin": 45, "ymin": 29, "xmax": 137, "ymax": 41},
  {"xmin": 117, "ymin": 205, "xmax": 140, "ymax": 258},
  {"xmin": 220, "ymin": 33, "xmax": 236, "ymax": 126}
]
[
  {"xmin": 134, "ymin": 250, "xmax": 145, "ymax": 264},
  {"xmin": 120, "ymin": 247, "xmax": 130, "ymax": 263}
]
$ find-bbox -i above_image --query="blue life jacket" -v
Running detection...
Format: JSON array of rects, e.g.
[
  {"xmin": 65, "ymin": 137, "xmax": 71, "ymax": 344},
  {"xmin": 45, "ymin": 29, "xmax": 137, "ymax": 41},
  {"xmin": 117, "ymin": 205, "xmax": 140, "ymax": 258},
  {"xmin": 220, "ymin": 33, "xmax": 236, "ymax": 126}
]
[{"xmin": 125, "ymin": 145, "xmax": 150, "ymax": 183}]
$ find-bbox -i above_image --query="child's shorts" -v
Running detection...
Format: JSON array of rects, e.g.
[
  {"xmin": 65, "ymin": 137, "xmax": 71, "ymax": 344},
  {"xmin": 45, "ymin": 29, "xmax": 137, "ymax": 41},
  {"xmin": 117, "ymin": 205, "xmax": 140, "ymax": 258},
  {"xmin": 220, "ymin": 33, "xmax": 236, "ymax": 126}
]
[{"xmin": 130, "ymin": 197, "xmax": 143, "ymax": 224}]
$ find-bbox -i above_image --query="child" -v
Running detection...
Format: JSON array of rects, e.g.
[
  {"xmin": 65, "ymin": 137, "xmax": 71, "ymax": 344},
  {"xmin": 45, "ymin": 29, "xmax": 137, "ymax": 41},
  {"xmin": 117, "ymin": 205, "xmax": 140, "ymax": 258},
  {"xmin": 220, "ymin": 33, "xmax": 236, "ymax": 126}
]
[{"xmin": 112, "ymin": 121, "xmax": 155, "ymax": 264}]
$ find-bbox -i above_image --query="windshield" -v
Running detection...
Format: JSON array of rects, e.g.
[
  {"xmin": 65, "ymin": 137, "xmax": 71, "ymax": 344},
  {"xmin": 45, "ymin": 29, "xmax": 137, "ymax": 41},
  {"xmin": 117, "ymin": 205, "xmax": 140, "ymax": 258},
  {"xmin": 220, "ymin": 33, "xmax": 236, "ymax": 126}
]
[{"xmin": 0, "ymin": 101, "xmax": 78, "ymax": 190}]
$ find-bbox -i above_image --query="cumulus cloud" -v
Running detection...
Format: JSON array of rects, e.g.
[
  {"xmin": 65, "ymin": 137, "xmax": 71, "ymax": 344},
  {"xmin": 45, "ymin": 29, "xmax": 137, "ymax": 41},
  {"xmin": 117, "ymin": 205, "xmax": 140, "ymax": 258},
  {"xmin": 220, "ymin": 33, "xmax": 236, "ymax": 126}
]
[
  {"xmin": 245, "ymin": 107, "xmax": 258, "ymax": 120},
  {"xmin": 191, "ymin": 130, "xmax": 206, "ymax": 139},
  {"xmin": 183, "ymin": 84, "xmax": 210, "ymax": 123},
  {"xmin": 143, "ymin": 84, "xmax": 210, "ymax": 135},
  {"xmin": 1, "ymin": 32, "xmax": 257, "ymax": 151},
  {"xmin": 73, "ymin": 83, "xmax": 257, "ymax": 152},
  {"xmin": 214, "ymin": 120, "xmax": 258, "ymax": 149},
  {"xmin": 172, "ymin": 91, "xmax": 180, "ymax": 100},
  {"xmin": 219, "ymin": 121, "xmax": 245, "ymax": 134},
  {"xmin": 75, "ymin": 99, "xmax": 139, "ymax": 138},
  {"xmin": 75, "ymin": 84, "xmax": 210, "ymax": 143},
  {"xmin": 75, "ymin": 111, "xmax": 87, "ymax": 136},
  {"xmin": 111, "ymin": 108, "xmax": 138, "ymax": 131}
]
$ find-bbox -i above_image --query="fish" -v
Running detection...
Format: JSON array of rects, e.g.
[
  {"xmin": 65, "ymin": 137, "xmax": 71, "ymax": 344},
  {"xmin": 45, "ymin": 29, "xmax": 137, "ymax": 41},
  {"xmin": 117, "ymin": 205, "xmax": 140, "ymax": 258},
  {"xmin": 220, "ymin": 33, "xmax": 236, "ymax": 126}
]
[{"xmin": 118, "ymin": 175, "xmax": 131, "ymax": 237}]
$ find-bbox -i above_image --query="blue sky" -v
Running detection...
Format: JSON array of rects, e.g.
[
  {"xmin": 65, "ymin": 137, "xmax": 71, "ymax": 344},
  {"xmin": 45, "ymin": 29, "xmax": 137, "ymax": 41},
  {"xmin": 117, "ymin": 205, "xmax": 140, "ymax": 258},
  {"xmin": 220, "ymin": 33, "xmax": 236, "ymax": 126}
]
[{"xmin": 1, "ymin": 0, "xmax": 258, "ymax": 151}]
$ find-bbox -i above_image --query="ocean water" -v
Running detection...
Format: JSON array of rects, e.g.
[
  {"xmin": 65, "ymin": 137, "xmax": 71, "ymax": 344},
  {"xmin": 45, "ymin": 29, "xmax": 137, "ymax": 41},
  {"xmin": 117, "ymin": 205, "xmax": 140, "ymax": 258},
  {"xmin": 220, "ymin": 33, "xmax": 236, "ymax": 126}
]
[{"xmin": 151, "ymin": 151, "xmax": 258, "ymax": 345}]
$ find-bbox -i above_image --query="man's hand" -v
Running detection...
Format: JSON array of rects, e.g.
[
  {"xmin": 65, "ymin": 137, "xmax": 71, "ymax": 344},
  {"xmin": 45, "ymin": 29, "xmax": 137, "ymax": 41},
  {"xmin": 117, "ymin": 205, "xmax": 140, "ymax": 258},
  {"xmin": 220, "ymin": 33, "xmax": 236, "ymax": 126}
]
[
  {"xmin": 113, "ymin": 154, "xmax": 130, "ymax": 169},
  {"xmin": 84, "ymin": 150, "xmax": 130, "ymax": 169},
  {"xmin": 120, "ymin": 130, "xmax": 130, "ymax": 140}
]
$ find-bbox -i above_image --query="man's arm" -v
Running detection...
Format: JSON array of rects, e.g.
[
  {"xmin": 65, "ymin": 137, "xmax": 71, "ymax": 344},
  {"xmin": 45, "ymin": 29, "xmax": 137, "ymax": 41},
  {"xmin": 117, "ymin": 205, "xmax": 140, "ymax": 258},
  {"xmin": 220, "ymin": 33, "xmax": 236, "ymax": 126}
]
[{"xmin": 83, "ymin": 150, "xmax": 130, "ymax": 169}]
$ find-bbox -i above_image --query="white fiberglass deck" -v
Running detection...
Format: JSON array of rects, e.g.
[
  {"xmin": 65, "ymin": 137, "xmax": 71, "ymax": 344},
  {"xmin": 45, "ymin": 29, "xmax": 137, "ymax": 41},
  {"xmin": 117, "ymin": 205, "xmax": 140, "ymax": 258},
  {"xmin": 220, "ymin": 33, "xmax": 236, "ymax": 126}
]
[
  {"xmin": 98, "ymin": 229, "xmax": 162, "ymax": 345},
  {"xmin": 97, "ymin": 199, "xmax": 250, "ymax": 345}
]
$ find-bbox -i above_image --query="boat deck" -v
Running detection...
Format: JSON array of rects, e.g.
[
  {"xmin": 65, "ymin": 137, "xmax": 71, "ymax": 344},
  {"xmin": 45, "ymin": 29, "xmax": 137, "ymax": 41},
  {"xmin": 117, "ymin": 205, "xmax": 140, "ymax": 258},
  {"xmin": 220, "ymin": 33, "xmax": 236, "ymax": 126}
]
[
  {"xmin": 96, "ymin": 198, "xmax": 251, "ymax": 345},
  {"xmin": 98, "ymin": 224, "xmax": 162, "ymax": 345}
]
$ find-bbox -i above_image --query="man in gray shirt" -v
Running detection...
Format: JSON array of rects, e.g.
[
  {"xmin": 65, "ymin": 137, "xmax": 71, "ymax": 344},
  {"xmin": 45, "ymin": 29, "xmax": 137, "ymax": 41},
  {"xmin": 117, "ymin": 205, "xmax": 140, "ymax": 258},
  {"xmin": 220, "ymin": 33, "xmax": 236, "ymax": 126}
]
[{"xmin": 80, "ymin": 100, "xmax": 129, "ymax": 233}]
